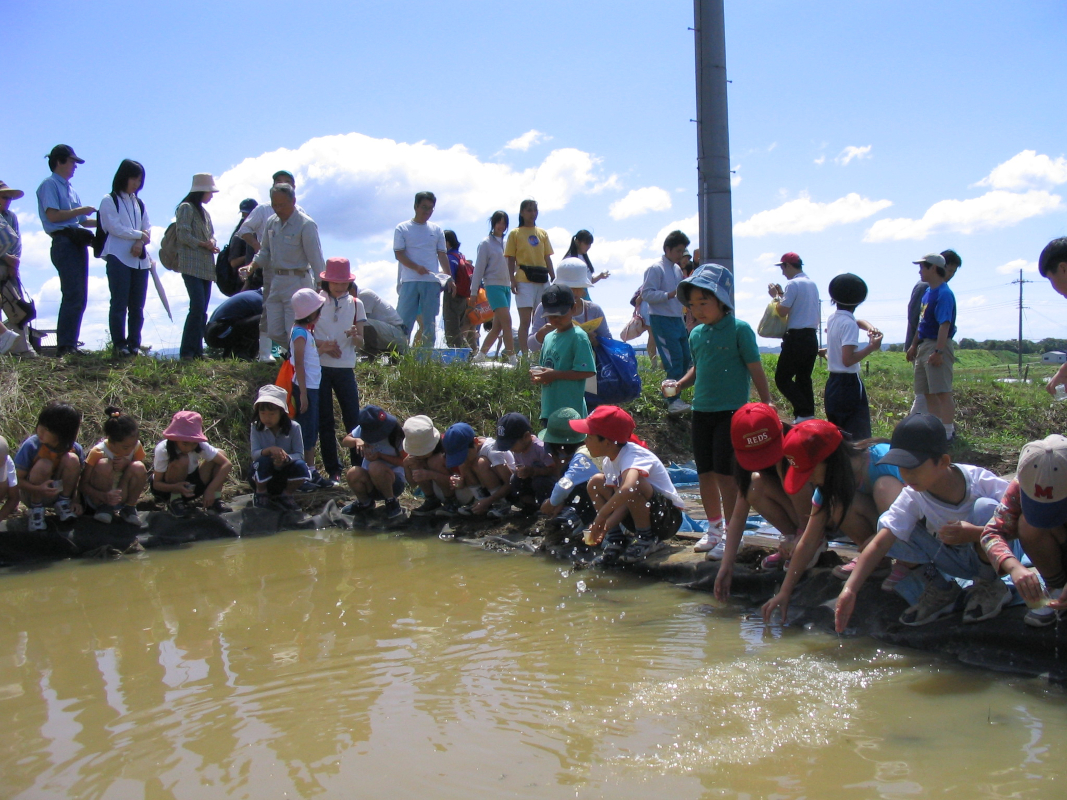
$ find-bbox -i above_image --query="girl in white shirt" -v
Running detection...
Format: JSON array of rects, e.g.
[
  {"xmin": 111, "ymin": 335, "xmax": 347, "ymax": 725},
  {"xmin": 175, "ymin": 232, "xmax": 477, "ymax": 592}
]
[{"xmin": 99, "ymin": 159, "xmax": 151, "ymax": 356}]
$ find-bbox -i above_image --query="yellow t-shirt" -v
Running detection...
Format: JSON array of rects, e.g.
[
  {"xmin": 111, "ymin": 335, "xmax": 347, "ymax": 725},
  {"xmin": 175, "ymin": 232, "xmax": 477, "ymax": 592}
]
[{"xmin": 504, "ymin": 227, "xmax": 554, "ymax": 283}]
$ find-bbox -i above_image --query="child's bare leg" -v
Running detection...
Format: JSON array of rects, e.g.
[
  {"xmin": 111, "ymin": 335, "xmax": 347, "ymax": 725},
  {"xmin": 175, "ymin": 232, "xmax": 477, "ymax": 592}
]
[
  {"xmin": 57, "ymin": 453, "xmax": 81, "ymax": 498},
  {"xmin": 367, "ymin": 461, "xmax": 397, "ymax": 499},
  {"xmin": 120, "ymin": 462, "xmax": 148, "ymax": 506},
  {"xmin": 346, "ymin": 466, "xmax": 374, "ymax": 502},
  {"xmin": 587, "ymin": 473, "xmax": 611, "ymax": 512},
  {"xmin": 1017, "ymin": 518, "xmax": 1067, "ymax": 584},
  {"xmin": 621, "ymin": 478, "xmax": 655, "ymax": 530}
]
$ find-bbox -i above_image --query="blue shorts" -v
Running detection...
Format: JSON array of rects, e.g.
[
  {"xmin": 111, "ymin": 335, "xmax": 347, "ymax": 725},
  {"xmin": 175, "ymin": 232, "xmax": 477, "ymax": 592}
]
[{"xmin": 484, "ymin": 285, "xmax": 511, "ymax": 311}]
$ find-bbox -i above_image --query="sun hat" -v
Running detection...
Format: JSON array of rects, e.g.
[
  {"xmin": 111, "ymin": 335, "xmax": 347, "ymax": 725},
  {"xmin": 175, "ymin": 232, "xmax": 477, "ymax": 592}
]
[
  {"xmin": 444, "ymin": 423, "xmax": 477, "ymax": 469},
  {"xmin": 0, "ymin": 181, "xmax": 25, "ymax": 199},
  {"xmin": 730, "ymin": 403, "xmax": 784, "ymax": 472},
  {"xmin": 254, "ymin": 384, "xmax": 289, "ymax": 411},
  {"xmin": 492, "ymin": 413, "xmax": 533, "ymax": 451},
  {"xmin": 47, "ymin": 144, "xmax": 84, "ymax": 164},
  {"xmin": 402, "ymin": 415, "xmax": 441, "ymax": 457},
  {"xmin": 541, "ymin": 284, "xmax": 575, "ymax": 316},
  {"xmin": 913, "ymin": 253, "xmax": 946, "ymax": 269},
  {"xmin": 1016, "ymin": 435, "xmax": 1067, "ymax": 529},
  {"xmin": 783, "ymin": 420, "xmax": 843, "ymax": 494},
  {"xmin": 291, "ymin": 288, "xmax": 325, "ymax": 320},
  {"xmin": 776, "ymin": 252, "xmax": 802, "ymax": 268},
  {"xmin": 239, "ymin": 198, "xmax": 258, "ymax": 214},
  {"xmin": 356, "ymin": 405, "xmax": 397, "ymax": 444},
  {"xmin": 553, "ymin": 259, "xmax": 594, "ymax": 288},
  {"xmin": 828, "ymin": 273, "xmax": 868, "ymax": 306},
  {"xmin": 539, "ymin": 407, "xmax": 586, "ymax": 444},
  {"xmin": 163, "ymin": 410, "xmax": 209, "ymax": 443},
  {"xmin": 877, "ymin": 413, "xmax": 949, "ymax": 470},
  {"xmin": 320, "ymin": 257, "xmax": 355, "ymax": 283},
  {"xmin": 678, "ymin": 263, "xmax": 733, "ymax": 309},
  {"xmin": 568, "ymin": 405, "xmax": 642, "ymax": 445},
  {"xmin": 190, "ymin": 173, "xmax": 218, "ymax": 194}
]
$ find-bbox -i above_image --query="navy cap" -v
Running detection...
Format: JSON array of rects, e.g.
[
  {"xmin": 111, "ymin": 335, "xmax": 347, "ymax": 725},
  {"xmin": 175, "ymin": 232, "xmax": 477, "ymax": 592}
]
[
  {"xmin": 877, "ymin": 413, "xmax": 948, "ymax": 469},
  {"xmin": 492, "ymin": 413, "xmax": 533, "ymax": 451},
  {"xmin": 443, "ymin": 423, "xmax": 476, "ymax": 469},
  {"xmin": 541, "ymin": 284, "xmax": 574, "ymax": 316},
  {"xmin": 356, "ymin": 405, "xmax": 397, "ymax": 444},
  {"xmin": 47, "ymin": 144, "xmax": 84, "ymax": 164},
  {"xmin": 239, "ymin": 198, "xmax": 258, "ymax": 214}
]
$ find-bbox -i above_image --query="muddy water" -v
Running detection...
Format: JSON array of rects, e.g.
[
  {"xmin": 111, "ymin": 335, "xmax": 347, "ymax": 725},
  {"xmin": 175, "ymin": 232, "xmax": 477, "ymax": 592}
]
[{"xmin": 0, "ymin": 530, "xmax": 1064, "ymax": 799}]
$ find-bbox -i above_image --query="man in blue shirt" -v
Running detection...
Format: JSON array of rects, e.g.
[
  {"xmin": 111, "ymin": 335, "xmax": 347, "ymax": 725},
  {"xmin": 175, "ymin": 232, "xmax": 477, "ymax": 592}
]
[
  {"xmin": 36, "ymin": 145, "xmax": 96, "ymax": 356},
  {"xmin": 906, "ymin": 253, "xmax": 958, "ymax": 440}
]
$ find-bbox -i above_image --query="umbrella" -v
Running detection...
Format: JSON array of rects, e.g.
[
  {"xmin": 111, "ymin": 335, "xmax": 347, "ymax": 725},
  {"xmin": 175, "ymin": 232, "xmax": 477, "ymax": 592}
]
[{"xmin": 149, "ymin": 260, "xmax": 172, "ymax": 321}]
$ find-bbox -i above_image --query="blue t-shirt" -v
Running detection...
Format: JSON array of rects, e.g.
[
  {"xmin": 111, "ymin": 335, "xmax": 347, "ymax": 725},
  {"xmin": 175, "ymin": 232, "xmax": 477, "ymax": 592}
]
[
  {"xmin": 916, "ymin": 283, "xmax": 956, "ymax": 340},
  {"xmin": 14, "ymin": 434, "xmax": 85, "ymax": 473},
  {"xmin": 549, "ymin": 451, "xmax": 601, "ymax": 506},
  {"xmin": 812, "ymin": 443, "xmax": 900, "ymax": 508}
]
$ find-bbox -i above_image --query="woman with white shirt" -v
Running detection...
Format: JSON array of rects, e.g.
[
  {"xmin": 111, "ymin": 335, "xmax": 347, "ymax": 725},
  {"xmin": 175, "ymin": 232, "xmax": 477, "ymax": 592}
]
[
  {"xmin": 470, "ymin": 210, "xmax": 515, "ymax": 363},
  {"xmin": 99, "ymin": 160, "xmax": 151, "ymax": 356}
]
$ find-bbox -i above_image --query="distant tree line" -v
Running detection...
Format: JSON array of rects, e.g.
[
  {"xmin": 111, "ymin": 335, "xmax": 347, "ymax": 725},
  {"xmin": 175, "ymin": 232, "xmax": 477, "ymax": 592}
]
[{"xmin": 884, "ymin": 338, "xmax": 1067, "ymax": 354}]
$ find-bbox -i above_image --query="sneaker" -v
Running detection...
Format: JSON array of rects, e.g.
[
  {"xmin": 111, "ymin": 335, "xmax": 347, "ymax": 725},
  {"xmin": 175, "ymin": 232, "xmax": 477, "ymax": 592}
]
[
  {"xmin": 297, "ymin": 479, "xmax": 320, "ymax": 493},
  {"xmin": 253, "ymin": 493, "xmax": 272, "ymax": 509},
  {"xmin": 899, "ymin": 579, "xmax": 962, "ymax": 626},
  {"xmin": 706, "ymin": 538, "xmax": 727, "ymax": 561},
  {"xmin": 546, "ymin": 506, "xmax": 583, "ymax": 535},
  {"xmin": 793, "ymin": 415, "xmax": 816, "ymax": 424},
  {"xmin": 93, "ymin": 504, "xmax": 115, "ymax": 524},
  {"xmin": 341, "ymin": 499, "xmax": 375, "ymax": 515},
  {"xmin": 471, "ymin": 351, "xmax": 488, "ymax": 363},
  {"xmin": 0, "ymin": 329, "xmax": 19, "ymax": 355},
  {"xmin": 802, "ymin": 538, "xmax": 828, "ymax": 570},
  {"xmin": 1023, "ymin": 604, "xmax": 1061, "ymax": 628},
  {"xmin": 118, "ymin": 506, "xmax": 144, "ymax": 527},
  {"xmin": 436, "ymin": 497, "xmax": 460, "ymax": 518},
  {"xmin": 881, "ymin": 562, "xmax": 913, "ymax": 592},
  {"xmin": 762, "ymin": 550, "xmax": 784, "ymax": 570},
  {"xmin": 667, "ymin": 398, "xmax": 691, "ymax": 415},
  {"xmin": 169, "ymin": 498, "xmax": 191, "ymax": 518},
  {"xmin": 962, "ymin": 578, "xmax": 1010, "ymax": 624},
  {"xmin": 620, "ymin": 535, "xmax": 666, "ymax": 563},
  {"xmin": 832, "ymin": 558, "xmax": 859, "ymax": 580},
  {"xmin": 275, "ymin": 496, "xmax": 300, "ymax": 512},
  {"xmin": 693, "ymin": 520, "xmax": 725, "ymax": 553},
  {"xmin": 456, "ymin": 501, "xmax": 477, "ymax": 517},
  {"xmin": 506, "ymin": 353, "xmax": 519, "ymax": 366},
  {"xmin": 207, "ymin": 499, "xmax": 233, "ymax": 514},
  {"xmin": 385, "ymin": 498, "xmax": 406, "ymax": 520},
  {"xmin": 412, "ymin": 496, "xmax": 443, "ymax": 517},
  {"xmin": 487, "ymin": 501, "xmax": 513, "ymax": 519},
  {"xmin": 28, "ymin": 505, "xmax": 46, "ymax": 532},
  {"xmin": 54, "ymin": 495, "xmax": 76, "ymax": 522},
  {"xmin": 593, "ymin": 529, "xmax": 631, "ymax": 566}
]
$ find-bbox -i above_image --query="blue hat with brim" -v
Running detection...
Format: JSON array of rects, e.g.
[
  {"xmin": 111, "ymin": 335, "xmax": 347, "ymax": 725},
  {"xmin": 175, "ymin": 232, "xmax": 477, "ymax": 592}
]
[
  {"xmin": 356, "ymin": 405, "xmax": 397, "ymax": 444},
  {"xmin": 678, "ymin": 263, "xmax": 733, "ymax": 309},
  {"xmin": 444, "ymin": 423, "xmax": 476, "ymax": 469}
]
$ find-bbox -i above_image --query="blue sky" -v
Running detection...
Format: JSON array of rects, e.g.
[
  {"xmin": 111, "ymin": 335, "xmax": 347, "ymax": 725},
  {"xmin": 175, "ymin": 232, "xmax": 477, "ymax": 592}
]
[{"xmin": 3, "ymin": 0, "xmax": 1066, "ymax": 350}]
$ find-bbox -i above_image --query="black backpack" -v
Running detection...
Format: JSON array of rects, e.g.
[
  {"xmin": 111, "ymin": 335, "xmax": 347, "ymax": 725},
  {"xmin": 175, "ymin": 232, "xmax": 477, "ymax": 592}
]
[
  {"xmin": 215, "ymin": 218, "xmax": 248, "ymax": 297},
  {"xmin": 92, "ymin": 193, "xmax": 146, "ymax": 259}
]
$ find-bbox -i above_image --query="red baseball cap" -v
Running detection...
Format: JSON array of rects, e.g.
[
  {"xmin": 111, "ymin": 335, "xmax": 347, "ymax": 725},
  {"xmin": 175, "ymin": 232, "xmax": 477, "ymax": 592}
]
[
  {"xmin": 776, "ymin": 252, "xmax": 803, "ymax": 268},
  {"xmin": 782, "ymin": 419, "xmax": 842, "ymax": 494},
  {"xmin": 730, "ymin": 403, "xmax": 784, "ymax": 472},
  {"xmin": 568, "ymin": 405, "xmax": 643, "ymax": 445}
]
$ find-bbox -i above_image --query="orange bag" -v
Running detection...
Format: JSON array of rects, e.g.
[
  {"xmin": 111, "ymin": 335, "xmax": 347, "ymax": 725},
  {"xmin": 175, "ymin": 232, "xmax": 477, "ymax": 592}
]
[
  {"xmin": 274, "ymin": 360, "xmax": 297, "ymax": 417},
  {"xmin": 467, "ymin": 288, "xmax": 494, "ymax": 325}
]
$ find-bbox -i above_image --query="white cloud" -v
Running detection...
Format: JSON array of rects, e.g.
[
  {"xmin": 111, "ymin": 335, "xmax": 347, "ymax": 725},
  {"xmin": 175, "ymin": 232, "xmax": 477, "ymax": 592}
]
[
  {"xmin": 863, "ymin": 189, "xmax": 1062, "ymax": 242},
  {"xmin": 976, "ymin": 150, "xmax": 1067, "ymax": 190},
  {"xmin": 608, "ymin": 186, "xmax": 673, "ymax": 220},
  {"xmin": 503, "ymin": 129, "xmax": 552, "ymax": 152},
  {"xmin": 966, "ymin": 295, "xmax": 987, "ymax": 308},
  {"xmin": 995, "ymin": 258, "xmax": 1040, "ymax": 275},
  {"xmin": 813, "ymin": 155, "xmax": 826, "ymax": 166},
  {"xmin": 835, "ymin": 145, "xmax": 872, "ymax": 166},
  {"xmin": 734, "ymin": 192, "xmax": 892, "ymax": 237}
]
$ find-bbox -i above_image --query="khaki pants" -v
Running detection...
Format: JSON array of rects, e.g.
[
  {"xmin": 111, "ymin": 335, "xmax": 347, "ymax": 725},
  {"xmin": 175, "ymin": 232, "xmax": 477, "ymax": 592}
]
[{"xmin": 264, "ymin": 269, "xmax": 314, "ymax": 345}]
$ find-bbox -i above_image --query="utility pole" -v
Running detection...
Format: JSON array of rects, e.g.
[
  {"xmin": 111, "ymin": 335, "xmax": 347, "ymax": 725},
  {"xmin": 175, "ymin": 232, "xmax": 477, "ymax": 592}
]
[
  {"xmin": 1012, "ymin": 269, "xmax": 1033, "ymax": 374},
  {"xmin": 694, "ymin": 0, "xmax": 734, "ymax": 280}
]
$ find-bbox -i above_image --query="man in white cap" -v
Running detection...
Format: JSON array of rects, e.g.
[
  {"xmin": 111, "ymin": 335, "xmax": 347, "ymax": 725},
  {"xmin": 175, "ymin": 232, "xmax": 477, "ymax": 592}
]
[{"xmin": 906, "ymin": 253, "xmax": 958, "ymax": 440}]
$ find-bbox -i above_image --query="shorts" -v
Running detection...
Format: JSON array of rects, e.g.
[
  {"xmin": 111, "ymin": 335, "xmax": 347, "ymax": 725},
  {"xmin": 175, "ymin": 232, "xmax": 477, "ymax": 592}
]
[
  {"xmin": 692, "ymin": 409, "xmax": 736, "ymax": 476},
  {"xmin": 914, "ymin": 339, "xmax": 955, "ymax": 395},
  {"xmin": 484, "ymin": 284, "xmax": 511, "ymax": 311},
  {"xmin": 366, "ymin": 471, "xmax": 407, "ymax": 501},
  {"xmin": 251, "ymin": 455, "xmax": 311, "ymax": 494},
  {"xmin": 621, "ymin": 487, "xmax": 684, "ymax": 541},
  {"xmin": 515, "ymin": 281, "xmax": 547, "ymax": 310},
  {"xmin": 508, "ymin": 474, "xmax": 555, "ymax": 506},
  {"xmin": 150, "ymin": 468, "xmax": 207, "ymax": 502}
]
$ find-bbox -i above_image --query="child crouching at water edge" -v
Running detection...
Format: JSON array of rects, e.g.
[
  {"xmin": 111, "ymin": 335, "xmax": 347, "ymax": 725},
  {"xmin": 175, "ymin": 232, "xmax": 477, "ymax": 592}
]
[
  {"xmin": 441, "ymin": 421, "xmax": 516, "ymax": 518},
  {"xmin": 0, "ymin": 436, "xmax": 21, "ymax": 522},
  {"xmin": 80, "ymin": 407, "xmax": 148, "ymax": 527},
  {"xmin": 151, "ymin": 411, "xmax": 232, "ymax": 517},
  {"xmin": 492, "ymin": 412, "xmax": 559, "ymax": 513},
  {"xmin": 250, "ymin": 385, "xmax": 309, "ymax": 512},
  {"xmin": 835, "ymin": 414, "xmax": 1010, "ymax": 632},
  {"xmin": 402, "ymin": 416, "xmax": 453, "ymax": 517},
  {"xmin": 569, "ymin": 405, "xmax": 685, "ymax": 565},
  {"xmin": 342, "ymin": 405, "xmax": 406, "ymax": 521},
  {"xmin": 14, "ymin": 402, "xmax": 85, "ymax": 532},
  {"xmin": 538, "ymin": 408, "xmax": 599, "ymax": 532}
]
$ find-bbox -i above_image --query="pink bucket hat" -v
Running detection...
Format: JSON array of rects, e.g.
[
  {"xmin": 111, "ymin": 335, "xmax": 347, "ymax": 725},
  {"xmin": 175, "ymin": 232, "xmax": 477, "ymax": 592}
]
[
  {"xmin": 163, "ymin": 410, "xmax": 208, "ymax": 443},
  {"xmin": 292, "ymin": 287, "xmax": 326, "ymax": 320},
  {"xmin": 320, "ymin": 257, "xmax": 355, "ymax": 283}
]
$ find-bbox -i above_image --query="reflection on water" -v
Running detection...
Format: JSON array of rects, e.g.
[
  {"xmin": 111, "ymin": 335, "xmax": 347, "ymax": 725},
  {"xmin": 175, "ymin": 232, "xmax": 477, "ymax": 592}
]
[{"xmin": 0, "ymin": 529, "xmax": 1064, "ymax": 799}]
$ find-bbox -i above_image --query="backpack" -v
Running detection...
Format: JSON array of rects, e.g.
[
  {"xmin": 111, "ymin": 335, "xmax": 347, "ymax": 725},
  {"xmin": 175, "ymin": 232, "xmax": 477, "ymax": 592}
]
[
  {"xmin": 92, "ymin": 193, "xmax": 146, "ymax": 259},
  {"xmin": 453, "ymin": 253, "xmax": 474, "ymax": 298},
  {"xmin": 214, "ymin": 219, "xmax": 247, "ymax": 297},
  {"xmin": 158, "ymin": 222, "xmax": 179, "ymax": 271}
]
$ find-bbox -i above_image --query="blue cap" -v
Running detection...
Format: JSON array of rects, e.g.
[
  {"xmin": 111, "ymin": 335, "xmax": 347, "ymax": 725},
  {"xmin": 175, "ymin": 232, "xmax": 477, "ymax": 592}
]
[
  {"xmin": 239, "ymin": 198, "xmax": 258, "ymax": 214},
  {"xmin": 492, "ymin": 413, "xmax": 533, "ymax": 451},
  {"xmin": 356, "ymin": 405, "xmax": 397, "ymax": 444},
  {"xmin": 678, "ymin": 263, "xmax": 733, "ymax": 309},
  {"xmin": 443, "ymin": 423, "xmax": 476, "ymax": 469}
]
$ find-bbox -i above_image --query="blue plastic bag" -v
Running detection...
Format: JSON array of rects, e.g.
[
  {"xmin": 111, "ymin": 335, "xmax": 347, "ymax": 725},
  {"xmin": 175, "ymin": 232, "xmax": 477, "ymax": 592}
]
[{"xmin": 585, "ymin": 337, "xmax": 642, "ymax": 406}]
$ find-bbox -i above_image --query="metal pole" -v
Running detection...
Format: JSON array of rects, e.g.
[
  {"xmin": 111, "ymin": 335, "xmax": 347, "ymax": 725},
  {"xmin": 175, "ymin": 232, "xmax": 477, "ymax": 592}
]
[
  {"xmin": 694, "ymin": 0, "xmax": 734, "ymax": 278},
  {"xmin": 1018, "ymin": 268, "xmax": 1024, "ymax": 373}
]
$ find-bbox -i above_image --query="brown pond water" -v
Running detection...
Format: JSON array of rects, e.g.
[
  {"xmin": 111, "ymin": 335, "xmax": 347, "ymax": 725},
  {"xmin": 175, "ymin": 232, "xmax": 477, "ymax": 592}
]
[{"xmin": 1, "ymin": 528, "xmax": 1065, "ymax": 799}]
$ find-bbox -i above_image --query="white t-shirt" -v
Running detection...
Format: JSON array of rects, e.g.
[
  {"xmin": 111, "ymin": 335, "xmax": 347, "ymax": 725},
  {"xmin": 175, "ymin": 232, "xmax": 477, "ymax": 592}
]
[
  {"xmin": 878, "ymin": 464, "xmax": 1010, "ymax": 543},
  {"xmin": 826, "ymin": 309, "xmax": 861, "ymax": 374},
  {"xmin": 290, "ymin": 326, "xmax": 321, "ymax": 389},
  {"xmin": 479, "ymin": 438, "xmax": 516, "ymax": 471},
  {"xmin": 393, "ymin": 219, "xmax": 446, "ymax": 283},
  {"xmin": 153, "ymin": 440, "xmax": 220, "ymax": 476},
  {"xmin": 2, "ymin": 455, "xmax": 16, "ymax": 486},
  {"xmin": 316, "ymin": 294, "xmax": 366, "ymax": 369},
  {"xmin": 602, "ymin": 443, "xmax": 685, "ymax": 508},
  {"xmin": 781, "ymin": 271, "xmax": 820, "ymax": 330}
]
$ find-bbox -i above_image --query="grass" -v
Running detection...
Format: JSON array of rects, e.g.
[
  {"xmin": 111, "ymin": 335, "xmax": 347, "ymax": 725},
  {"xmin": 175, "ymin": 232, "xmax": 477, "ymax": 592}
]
[{"xmin": 2, "ymin": 348, "xmax": 1065, "ymax": 498}]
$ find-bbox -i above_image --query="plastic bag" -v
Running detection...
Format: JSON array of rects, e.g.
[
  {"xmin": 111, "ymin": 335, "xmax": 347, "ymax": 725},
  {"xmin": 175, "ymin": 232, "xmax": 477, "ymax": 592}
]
[
  {"xmin": 757, "ymin": 301, "xmax": 788, "ymax": 339},
  {"xmin": 585, "ymin": 337, "xmax": 642, "ymax": 406},
  {"xmin": 274, "ymin": 360, "xmax": 297, "ymax": 417},
  {"xmin": 467, "ymin": 288, "xmax": 493, "ymax": 325}
]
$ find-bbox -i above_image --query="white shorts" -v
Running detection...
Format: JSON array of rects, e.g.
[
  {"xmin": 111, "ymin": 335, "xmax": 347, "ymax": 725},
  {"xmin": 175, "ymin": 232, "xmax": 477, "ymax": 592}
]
[{"xmin": 515, "ymin": 281, "xmax": 547, "ymax": 309}]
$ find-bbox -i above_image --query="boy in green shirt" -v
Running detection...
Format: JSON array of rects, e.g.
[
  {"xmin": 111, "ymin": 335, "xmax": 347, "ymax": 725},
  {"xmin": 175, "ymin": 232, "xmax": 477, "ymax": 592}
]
[{"xmin": 532, "ymin": 284, "xmax": 596, "ymax": 424}]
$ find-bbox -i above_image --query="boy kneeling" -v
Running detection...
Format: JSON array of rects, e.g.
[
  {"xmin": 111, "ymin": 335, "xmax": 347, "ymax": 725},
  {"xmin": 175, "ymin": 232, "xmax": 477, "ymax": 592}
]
[{"xmin": 569, "ymin": 405, "xmax": 685, "ymax": 564}]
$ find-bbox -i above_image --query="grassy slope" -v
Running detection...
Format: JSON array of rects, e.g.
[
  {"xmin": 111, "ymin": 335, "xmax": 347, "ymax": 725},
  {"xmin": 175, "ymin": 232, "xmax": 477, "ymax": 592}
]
[{"xmin": 2, "ymin": 349, "xmax": 1064, "ymax": 498}]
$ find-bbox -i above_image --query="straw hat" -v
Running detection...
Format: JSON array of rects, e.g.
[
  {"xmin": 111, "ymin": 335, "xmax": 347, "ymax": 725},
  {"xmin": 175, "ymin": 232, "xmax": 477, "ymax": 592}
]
[
  {"xmin": 402, "ymin": 415, "xmax": 441, "ymax": 457},
  {"xmin": 0, "ymin": 181, "xmax": 24, "ymax": 199},
  {"xmin": 190, "ymin": 173, "xmax": 218, "ymax": 194}
]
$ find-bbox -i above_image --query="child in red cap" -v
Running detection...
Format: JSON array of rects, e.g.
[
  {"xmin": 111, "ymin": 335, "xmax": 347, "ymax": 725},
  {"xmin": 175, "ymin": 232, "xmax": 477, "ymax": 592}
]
[{"xmin": 569, "ymin": 405, "xmax": 685, "ymax": 564}]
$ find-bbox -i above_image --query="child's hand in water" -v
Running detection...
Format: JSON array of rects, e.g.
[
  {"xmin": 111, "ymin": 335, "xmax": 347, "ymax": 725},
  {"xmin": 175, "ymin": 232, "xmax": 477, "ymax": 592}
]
[{"xmin": 835, "ymin": 587, "xmax": 857, "ymax": 633}]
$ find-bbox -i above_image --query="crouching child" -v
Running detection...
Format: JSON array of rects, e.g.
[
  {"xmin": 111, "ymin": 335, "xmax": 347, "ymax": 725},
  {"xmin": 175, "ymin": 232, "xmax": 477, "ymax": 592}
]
[
  {"xmin": 441, "ymin": 422, "xmax": 515, "ymax": 518},
  {"xmin": 569, "ymin": 405, "xmax": 685, "ymax": 564},
  {"xmin": 493, "ymin": 412, "xmax": 558, "ymax": 514},
  {"xmin": 538, "ymin": 407, "xmax": 599, "ymax": 536},
  {"xmin": 15, "ymin": 402, "xmax": 85, "ymax": 532},
  {"xmin": 0, "ymin": 436, "xmax": 21, "ymax": 523},
  {"xmin": 342, "ymin": 405, "xmax": 406, "ymax": 521},
  {"xmin": 250, "ymin": 385, "xmax": 310, "ymax": 512}
]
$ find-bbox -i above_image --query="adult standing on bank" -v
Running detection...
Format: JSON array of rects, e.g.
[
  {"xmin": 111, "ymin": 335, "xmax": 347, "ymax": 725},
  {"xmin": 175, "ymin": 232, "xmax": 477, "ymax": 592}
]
[
  {"xmin": 0, "ymin": 180, "xmax": 33, "ymax": 357},
  {"xmin": 904, "ymin": 249, "xmax": 961, "ymax": 414},
  {"xmin": 505, "ymin": 199, "xmax": 554, "ymax": 357},
  {"xmin": 250, "ymin": 184, "xmax": 325, "ymax": 348},
  {"xmin": 174, "ymin": 174, "xmax": 219, "ymax": 360},
  {"xmin": 99, "ymin": 160, "xmax": 151, "ymax": 357},
  {"xmin": 642, "ymin": 230, "xmax": 692, "ymax": 415},
  {"xmin": 768, "ymin": 252, "xmax": 821, "ymax": 423},
  {"xmin": 394, "ymin": 191, "xmax": 451, "ymax": 348},
  {"xmin": 471, "ymin": 210, "xmax": 515, "ymax": 362},
  {"xmin": 36, "ymin": 145, "xmax": 96, "ymax": 356}
]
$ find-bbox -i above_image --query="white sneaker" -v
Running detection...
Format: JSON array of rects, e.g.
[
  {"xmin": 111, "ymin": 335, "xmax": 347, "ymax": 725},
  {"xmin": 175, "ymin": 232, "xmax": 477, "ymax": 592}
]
[
  {"xmin": 28, "ymin": 506, "xmax": 46, "ymax": 532},
  {"xmin": 506, "ymin": 354, "xmax": 519, "ymax": 366},
  {"xmin": 706, "ymin": 538, "xmax": 727, "ymax": 561},
  {"xmin": 257, "ymin": 335, "xmax": 275, "ymax": 362},
  {"xmin": 693, "ymin": 519, "xmax": 725, "ymax": 552},
  {"xmin": 794, "ymin": 415, "xmax": 816, "ymax": 423},
  {"xmin": 0, "ymin": 329, "xmax": 19, "ymax": 355},
  {"xmin": 471, "ymin": 351, "xmax": 487, "ymax": 363},
  {"xmin": 667, "ymin": 398, "xmax": 691, "ymax": 415}
]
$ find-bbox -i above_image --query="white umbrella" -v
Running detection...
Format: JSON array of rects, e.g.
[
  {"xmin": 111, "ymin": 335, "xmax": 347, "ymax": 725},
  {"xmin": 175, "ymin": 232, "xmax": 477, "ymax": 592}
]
[{"xmin": 148, "ymin": 259, "xmax": 172, "ymax": 321}]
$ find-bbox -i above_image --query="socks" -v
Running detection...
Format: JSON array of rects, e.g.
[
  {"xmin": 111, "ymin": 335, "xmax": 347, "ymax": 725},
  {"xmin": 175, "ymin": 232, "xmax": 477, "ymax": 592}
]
[{"xmin": 635, "ymin": 526, "xmax": 653, "ymax": 540}]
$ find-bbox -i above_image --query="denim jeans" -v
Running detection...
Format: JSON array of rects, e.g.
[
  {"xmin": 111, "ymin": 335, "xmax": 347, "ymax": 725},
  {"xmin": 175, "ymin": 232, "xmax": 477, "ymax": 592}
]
[
  {"xmin": 181, "ymin": 276, "xmax": 212, "ymax": 359},
  {"xmin": 649, "ymin": 314, "xmax": 691, "ymax": 382},
  {"xmin": 318, "ymin": 366, "xmax": 361, "ymax": 476},
  {"xmin": 397, "ymin": 280, "xmax": 442, "ymax": 346},
  {"xmin": 105, "ymin": 256, "xmax": 149, "ymax": 351},
  {"xmin": 887, "ymin": 497, "xmax": 1000, "ymax": 584},
  {"xmin": 292, "ymin": 383, "xmax": 320, "ymax": 456},
  {"xmin": 50, "ymin": 235, "xmax": 88, "ymax": 349}
]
